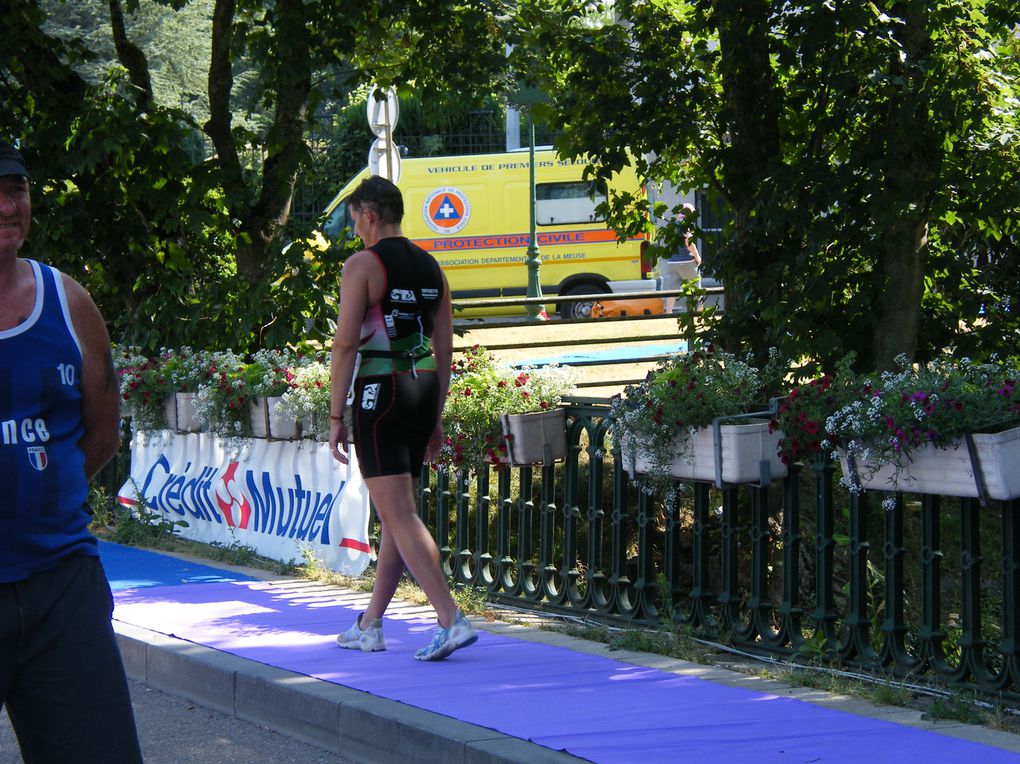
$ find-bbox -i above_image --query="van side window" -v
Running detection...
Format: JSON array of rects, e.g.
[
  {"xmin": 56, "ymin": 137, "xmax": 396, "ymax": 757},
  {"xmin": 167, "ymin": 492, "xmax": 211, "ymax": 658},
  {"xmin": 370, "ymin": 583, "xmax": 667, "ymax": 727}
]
[
  {"xmin": 536, "ymin": 181, "xmax": 607, "ymax": 225},
  {"xmin": 323, "ymin": 200, "xmax": 352, "ymax": 242}
]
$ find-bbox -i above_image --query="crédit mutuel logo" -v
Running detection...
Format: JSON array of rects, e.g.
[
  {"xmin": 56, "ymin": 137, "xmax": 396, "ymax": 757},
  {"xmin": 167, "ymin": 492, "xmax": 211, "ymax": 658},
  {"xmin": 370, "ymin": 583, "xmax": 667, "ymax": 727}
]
[
  {"xmin": 213, "ymin": 461, "xmax": 251, "ymax": 528},
  {"xmin": 137, "ymin": 454, "xmax": 345, "ymax": 546}
]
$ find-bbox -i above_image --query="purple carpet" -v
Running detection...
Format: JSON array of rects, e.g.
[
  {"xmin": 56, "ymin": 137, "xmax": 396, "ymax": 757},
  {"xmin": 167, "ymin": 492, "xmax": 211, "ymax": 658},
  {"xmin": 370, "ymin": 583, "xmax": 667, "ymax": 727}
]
[{"xmin": 111, "ymin": 578, "xmax": 1020, "ymax": 763}]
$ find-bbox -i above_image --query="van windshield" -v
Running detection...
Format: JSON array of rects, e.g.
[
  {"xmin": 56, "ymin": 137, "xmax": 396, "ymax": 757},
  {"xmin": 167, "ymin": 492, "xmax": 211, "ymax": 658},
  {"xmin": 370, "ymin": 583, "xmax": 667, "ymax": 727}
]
[
  {"xmin": 536, "ymin": 181, "xmax": 607, "ymax": 225},
  {"xmin": 323, "ymin": 200, "xmax": 352, "ymax": 242}
]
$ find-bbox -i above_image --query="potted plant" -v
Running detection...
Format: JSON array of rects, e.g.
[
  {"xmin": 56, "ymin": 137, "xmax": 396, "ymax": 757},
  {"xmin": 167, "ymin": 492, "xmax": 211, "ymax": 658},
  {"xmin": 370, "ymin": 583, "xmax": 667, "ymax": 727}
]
[
  {"xmin": 116, "ymin": 346, "xmax": 213, "ymax": 433},
  {"xmin": 825, "ymin": 356, "xmax": 1020, "ymax": 504},
  {"xmin": 115, "ymin": 345, "xmax": 164, "ymax": 431},
  {"xmin": 160, "ymin": 346, "xmax": 217, "ymax": 433},
  {"xmin": 770, "ymin": 355, "xmax": 858, "ymax": 466},
  {"xmin": 243, "ymin": 349, "xmax": 301, "ymax": 439},
  {"xmin": 193, "ymin": 350, "xmax": 251, "ymax": 442},
  {"xmin": 438, "ymin": 345, "xmax": 578, "ymax": 473},
  {"xmin": 611, "ymin": 346, "xmax": 788, "ymax": 491},
  {"xmin": 277, "ymin": 356, "xmax": 332, "ymax": 440}
]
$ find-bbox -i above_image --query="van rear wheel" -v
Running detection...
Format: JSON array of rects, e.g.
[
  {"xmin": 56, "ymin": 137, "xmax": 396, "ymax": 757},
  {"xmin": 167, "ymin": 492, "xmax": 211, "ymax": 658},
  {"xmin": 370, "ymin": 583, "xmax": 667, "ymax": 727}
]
[{"xmin": 559, "ymin": 283, "xmax": 610, "ymax": 320}]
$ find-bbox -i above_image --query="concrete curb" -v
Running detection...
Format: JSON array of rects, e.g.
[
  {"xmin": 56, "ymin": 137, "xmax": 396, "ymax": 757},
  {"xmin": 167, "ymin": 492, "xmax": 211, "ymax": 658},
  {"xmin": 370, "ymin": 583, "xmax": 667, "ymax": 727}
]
[{"xmin": 114, "ymin": 621, "xmax": 586, "ymax": 764}]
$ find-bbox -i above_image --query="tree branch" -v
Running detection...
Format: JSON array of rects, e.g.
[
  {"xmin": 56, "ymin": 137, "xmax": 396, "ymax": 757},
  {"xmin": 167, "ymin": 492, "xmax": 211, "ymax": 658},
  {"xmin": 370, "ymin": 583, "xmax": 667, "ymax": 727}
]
[
  {"xmin": 236, "ymin": 0, "xmax": 312, "ymax": 283},
  {"xmin": 204, "ymin": 0, "xmax": 246, "ymax": 202},
  {"xmin": 108, "ymin": 0, "xmax": 154, "ymax": 110}
]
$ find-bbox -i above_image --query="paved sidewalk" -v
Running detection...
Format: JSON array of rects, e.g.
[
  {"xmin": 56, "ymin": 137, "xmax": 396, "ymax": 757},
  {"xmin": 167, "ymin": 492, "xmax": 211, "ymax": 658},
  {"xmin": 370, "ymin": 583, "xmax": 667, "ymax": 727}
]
[
  {"xmin": 105, "ymin": 543, "xmax": 1020, "ymax": 764},
  {"xmin": 1, "ymin": 679, "xmax": 353, "ymax": 764}
]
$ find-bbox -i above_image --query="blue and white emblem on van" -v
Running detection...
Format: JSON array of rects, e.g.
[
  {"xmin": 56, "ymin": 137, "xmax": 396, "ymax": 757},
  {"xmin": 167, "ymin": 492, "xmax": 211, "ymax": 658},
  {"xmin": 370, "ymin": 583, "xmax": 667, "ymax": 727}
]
[{"xmin": 423, "ymin": 187, "xmax": 471, "ymax": 235}]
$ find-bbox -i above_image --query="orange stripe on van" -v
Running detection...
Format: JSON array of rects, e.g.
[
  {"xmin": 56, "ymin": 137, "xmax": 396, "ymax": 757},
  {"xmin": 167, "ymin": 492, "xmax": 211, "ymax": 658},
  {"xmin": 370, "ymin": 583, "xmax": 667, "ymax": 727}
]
[
  {"xmin": 412, "ymin": 229, "xmax": 636, "ymax": 252},
  {"xmin": 439, "ymin": 254, "xmax": 639, "ymax": 271}
]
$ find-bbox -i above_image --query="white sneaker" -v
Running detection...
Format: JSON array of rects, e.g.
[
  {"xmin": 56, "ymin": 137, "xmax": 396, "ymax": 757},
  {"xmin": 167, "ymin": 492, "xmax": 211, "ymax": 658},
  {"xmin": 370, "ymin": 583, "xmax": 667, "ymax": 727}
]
[
  {"xmin": 336, "ymin": 613, "xmax": 386, "ymax": 652},
  {"xmin": 414, "ymin": 611, "xmax": 477, "ymax": 661}
]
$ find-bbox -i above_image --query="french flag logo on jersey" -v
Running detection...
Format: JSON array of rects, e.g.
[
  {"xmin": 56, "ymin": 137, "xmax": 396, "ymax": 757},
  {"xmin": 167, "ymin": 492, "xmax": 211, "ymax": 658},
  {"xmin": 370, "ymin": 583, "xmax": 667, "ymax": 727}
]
[{"xmin": 27, "ymin": 446, "xmax": 48, "ymax": 472}]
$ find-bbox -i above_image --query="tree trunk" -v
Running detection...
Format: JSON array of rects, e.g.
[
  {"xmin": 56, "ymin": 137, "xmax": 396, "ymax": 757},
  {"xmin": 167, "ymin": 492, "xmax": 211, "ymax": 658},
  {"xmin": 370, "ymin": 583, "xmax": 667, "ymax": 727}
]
[
  {"xmin": 205, "ymin": 0, "xmax": 247, "ymax": 208},
  {"xmin": 712, "ymin": 0, "xmax": 783, "ymax": 353},
  {"xmin": 235, "ymin": 0, "xmax": 312, "ymax": 284},
  {"xmin": 872, "ymin": 4, "xmax": 937, "ymax": 371},
  {"xmin": 205, "ymin": 0, "xmax": 310, "ymax": 286}
]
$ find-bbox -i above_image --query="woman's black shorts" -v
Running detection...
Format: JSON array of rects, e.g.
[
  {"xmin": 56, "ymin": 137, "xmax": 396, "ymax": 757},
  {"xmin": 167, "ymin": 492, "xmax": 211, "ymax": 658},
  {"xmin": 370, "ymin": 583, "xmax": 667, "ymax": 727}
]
[{"xmin": 351, "ymin": 371, "xmax": 440, "ymax": 478}]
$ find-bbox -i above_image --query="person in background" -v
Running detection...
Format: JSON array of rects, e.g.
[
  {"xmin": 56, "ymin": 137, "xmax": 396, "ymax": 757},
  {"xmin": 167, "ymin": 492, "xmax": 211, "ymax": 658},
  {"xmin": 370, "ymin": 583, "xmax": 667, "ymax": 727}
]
[
  {"xmin": 0, "ymin": 141, "xmax": 143, "ymax": 762},
  {"xmin": 327, "ymin": 175, "xmax": 477, "ymax": 661},
  {"xmin": 661, "ymin": 201, "xmax": 701, "ymax": 313}
]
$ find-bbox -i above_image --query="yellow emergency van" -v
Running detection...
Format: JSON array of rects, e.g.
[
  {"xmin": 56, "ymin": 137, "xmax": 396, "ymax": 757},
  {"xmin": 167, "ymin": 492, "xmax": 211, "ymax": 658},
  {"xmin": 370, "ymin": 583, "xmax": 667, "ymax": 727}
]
[{"xmin": 320, "ymin": 149, "xmax": 653, "ymax": 318}]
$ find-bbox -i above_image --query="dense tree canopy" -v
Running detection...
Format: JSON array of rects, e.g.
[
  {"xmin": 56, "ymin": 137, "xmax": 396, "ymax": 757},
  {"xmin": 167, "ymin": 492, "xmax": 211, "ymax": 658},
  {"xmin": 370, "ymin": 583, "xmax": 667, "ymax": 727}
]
[
  {"xmin": 3, "ymin": 0, "xmax": 1018, "ymax": 369},
  {"xmin": 2, "ymin": 0, "xmax": 514, "ymax": 352},
  {"xmin": 518, "ymin": 0, "xmax": 1020, "ymax": 372}
]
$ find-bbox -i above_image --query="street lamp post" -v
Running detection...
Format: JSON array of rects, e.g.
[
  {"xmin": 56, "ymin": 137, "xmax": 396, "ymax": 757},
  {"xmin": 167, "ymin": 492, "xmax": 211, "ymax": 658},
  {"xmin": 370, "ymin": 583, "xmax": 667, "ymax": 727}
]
[
  {"xmin": 524, "ymin": 110, "xmax": 544, "ymax": 321},
  {"xmin": 510, "ymin": 84, "xmax": 549, "ymax": 322}
]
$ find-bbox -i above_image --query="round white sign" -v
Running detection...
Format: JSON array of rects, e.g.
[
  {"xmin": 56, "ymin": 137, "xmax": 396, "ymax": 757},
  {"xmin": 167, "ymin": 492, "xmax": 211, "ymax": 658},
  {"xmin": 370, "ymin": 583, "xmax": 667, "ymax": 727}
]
[
  {"xmin": 367, "ymin": 87, "xmax": 399, "ymax": 139},
  {"xmin": 368, "ymin": 138, "xmax": 402, "ymax": 184}
]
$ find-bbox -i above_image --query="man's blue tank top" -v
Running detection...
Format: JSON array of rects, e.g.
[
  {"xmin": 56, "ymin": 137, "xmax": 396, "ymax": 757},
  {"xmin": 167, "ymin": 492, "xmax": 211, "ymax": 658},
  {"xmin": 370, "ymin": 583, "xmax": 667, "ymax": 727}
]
[{"xmin": 0, "ymin": 260, "xmax": 96, "ymax": 583}]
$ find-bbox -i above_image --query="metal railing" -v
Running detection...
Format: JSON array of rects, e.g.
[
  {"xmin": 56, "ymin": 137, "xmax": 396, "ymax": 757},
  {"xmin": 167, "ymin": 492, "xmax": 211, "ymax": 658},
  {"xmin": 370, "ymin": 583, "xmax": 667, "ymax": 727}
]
[{"xmin": 412, "ymin": 399, "xmax": 1020, "ymax": 699}]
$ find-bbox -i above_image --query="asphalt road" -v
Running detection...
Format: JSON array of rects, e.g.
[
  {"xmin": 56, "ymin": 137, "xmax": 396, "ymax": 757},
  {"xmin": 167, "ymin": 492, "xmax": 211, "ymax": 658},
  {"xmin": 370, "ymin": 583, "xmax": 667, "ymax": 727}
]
[{"xmin": 0, "ymin": 679, "xmax": 352, "ymax": 764}]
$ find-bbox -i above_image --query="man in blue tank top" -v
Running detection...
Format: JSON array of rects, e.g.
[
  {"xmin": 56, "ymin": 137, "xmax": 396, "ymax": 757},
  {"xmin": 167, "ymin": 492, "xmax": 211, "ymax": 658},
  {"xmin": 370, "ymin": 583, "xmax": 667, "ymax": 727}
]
[{"xmin": 0, "ymin": 142, "xmax": 142, "ymax": 762}]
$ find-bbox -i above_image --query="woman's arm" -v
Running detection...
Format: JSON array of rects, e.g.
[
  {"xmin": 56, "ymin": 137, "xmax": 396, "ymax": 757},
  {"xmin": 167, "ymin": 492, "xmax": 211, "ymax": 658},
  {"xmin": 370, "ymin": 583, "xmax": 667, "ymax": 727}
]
[
  {"xmin": 425, "ymin": 272, "xmax": 453, "ymax": 462},
  {"xmin": 328, "ymin": 253, "xmax": 374, "ymax": 463}
]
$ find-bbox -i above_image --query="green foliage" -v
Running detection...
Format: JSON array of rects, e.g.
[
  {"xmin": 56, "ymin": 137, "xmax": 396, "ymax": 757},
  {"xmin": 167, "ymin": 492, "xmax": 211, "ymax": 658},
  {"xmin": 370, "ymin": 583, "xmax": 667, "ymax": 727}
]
[
  {"xmin": 109, "ymin": 497, "xmax": 189, "ymax": 549},
  {"xmin": 276, "ymin": 356, "xmax": 332, "ymax": 440},
  {"xmin": 770, "ymin": 355, "xmax": 859, "ymax": 464},
  {"xmin": 450, "ymin": 583, "xmax": 490, "ymax": 615},
  {"xmin": 517, "ymin": 0, "xmax": 1020, "ymax": 370},
  {"xmin": 4, "ymin": 0, "xmax": 512, "ymax": 355},
  {"xmin": 88, "ymin": 483, "xmax": 116, "ymax": 530},
  {"xmin": 241, "ymin": 348, "xmax": 299, "ymax": 397},
  {"xmin": 204, "ymin": 540, "xmax": 262, "ymax": 567},
  {"xmin": 797, "ymin": 631, "xmax": 843, "ymax": 661},
  {"xmin": 922, "ymin": 693, "xmax": 986, "ymax": 725},
  {"xmin": 116, "ymin": 346, "xmax": 218, "ymax": 430},
  {"xmin": 192, "ymin": 350, "xmax": 253, "ymax": 440}
]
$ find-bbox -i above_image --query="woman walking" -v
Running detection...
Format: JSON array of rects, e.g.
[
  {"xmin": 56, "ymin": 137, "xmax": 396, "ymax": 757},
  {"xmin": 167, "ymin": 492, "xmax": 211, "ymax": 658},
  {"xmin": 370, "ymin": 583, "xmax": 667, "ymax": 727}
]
[{"xmin": 327, "ymin": 176, "xmax": 476, "ymax": 661}]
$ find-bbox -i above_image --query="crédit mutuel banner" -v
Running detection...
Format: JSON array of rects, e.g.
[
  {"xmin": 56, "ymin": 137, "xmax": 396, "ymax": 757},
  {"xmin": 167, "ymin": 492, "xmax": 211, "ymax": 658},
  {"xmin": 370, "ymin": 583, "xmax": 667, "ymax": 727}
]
[{"xmin": 117, "ymin": 433, "xmax": 372, "ymax": 575}]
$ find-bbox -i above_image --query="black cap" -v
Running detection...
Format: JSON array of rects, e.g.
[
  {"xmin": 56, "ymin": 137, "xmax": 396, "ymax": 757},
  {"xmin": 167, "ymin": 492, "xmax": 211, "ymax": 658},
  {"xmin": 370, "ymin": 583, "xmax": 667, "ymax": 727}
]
[{"xmin": 0, "ymin": 143, "xmax": 29, "ymax": 179}]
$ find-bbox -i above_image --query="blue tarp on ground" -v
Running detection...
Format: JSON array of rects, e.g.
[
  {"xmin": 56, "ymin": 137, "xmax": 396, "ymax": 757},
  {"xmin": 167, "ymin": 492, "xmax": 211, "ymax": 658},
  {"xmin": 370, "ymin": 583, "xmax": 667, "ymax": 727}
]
[
  {"xmin": 100, "ymin": 540, "xmax": 257, "ymax": 591},
  {"xmin": 105, "ymin": 541, "xmax": 1020, "ymax": 764}
]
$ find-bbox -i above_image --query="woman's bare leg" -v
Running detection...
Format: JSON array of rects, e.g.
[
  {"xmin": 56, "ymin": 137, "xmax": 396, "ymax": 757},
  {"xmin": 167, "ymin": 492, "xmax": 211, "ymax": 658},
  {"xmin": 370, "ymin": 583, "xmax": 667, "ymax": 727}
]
[
  {"xmin": 363, "ymin": 474, "xmax": 458, "ymax": 628},
  {"xmin": 359, "ymin": 521, "xmax": 404, "ymax": 627}
]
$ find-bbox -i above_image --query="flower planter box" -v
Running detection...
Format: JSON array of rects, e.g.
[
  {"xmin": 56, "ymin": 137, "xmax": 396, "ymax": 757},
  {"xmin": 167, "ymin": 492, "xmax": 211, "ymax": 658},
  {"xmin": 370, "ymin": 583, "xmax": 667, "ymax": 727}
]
[
  {"xmin": 838, "ymin": 425, "xmax": 1020, "ymax": 501},
  {"xmin": 164, "ymin": 392, "xmax": 204, "ymax": 433},
  {"xmin": 249, "ymin": 396, "xmax": 302, "ymax": 440},
  {"xmin": 622, "ymin": 419, "xmax": 787, "ymax": 485},
  {"xmin": 500, "ymin": 408, "xmax": 568, "ymax": 466}
]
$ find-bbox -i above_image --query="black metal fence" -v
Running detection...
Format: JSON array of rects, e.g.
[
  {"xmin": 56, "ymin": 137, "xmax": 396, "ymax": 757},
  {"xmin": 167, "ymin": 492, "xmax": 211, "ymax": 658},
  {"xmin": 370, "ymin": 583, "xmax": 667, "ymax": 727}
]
[{"xmin": 414, "ymin": 398, "xmax": 1020, "ymax": 699}]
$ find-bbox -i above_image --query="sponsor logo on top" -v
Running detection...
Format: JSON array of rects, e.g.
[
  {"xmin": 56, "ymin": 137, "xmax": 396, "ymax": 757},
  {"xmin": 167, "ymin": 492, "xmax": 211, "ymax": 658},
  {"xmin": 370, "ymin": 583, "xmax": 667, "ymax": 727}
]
[
  {"xmin": 389, "ymin": 288, "xmax": 417, "ymax": 303},
  {"xmin": 422, "ymin": 187, "xmax": 471, "ymax": 235}
]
